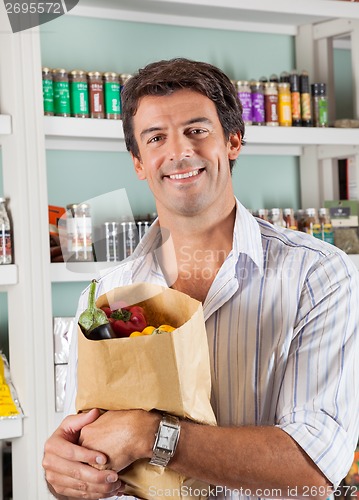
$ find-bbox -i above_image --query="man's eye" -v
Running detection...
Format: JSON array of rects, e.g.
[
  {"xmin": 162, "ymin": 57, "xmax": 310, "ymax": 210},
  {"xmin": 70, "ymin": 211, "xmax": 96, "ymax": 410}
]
[
  {"xmin": 189, "ymin": 129, "xmax": 207, "ymax": 135},
  {"xmin": 148, "ymin": 135, "xmax": 163, "ymax": 144}
]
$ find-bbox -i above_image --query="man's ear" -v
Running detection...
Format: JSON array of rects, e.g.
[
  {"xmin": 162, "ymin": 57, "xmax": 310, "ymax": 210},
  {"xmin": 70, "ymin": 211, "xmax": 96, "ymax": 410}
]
[
  {"xmin": 131, "ymin": 152, "xmax": 146, "ymax": 180},
  {"xmin": 227, "ymin": 132, "xmax": 242, "ymax": 161}
]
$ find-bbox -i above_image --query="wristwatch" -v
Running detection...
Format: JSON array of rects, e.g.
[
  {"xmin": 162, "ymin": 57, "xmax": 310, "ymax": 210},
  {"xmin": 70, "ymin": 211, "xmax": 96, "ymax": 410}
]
[{"xmin": 149, "ymin": 414, "xmax": 181, "ymax": 467}]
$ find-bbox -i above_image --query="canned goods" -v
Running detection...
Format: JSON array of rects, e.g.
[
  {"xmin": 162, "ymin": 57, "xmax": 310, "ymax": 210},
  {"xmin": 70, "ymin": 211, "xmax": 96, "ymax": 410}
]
[
  {"xmin": 52, "ymin": 69, "xmax": 71, "ymax": 117},
  {"xmin": 69, "ymin": 70, "xmax": 89, "ymax": 118},
  {"xmin": 42, "ymin": 67, "xmax": 54, "ymax": 116},
  {"xmin": 236, "ymin": 80, "xmax": 252, "ymax": 125},
  {"xmin": 88, "ymin": 71, "xmax": 104, "ymax": 119},
  {"xmin": 278, "ymin": 83, "xmax": 292, "ymax": 126},
  {"xmin": 104, "ymin": 72, "xmax": 121, "ymax": 119}
]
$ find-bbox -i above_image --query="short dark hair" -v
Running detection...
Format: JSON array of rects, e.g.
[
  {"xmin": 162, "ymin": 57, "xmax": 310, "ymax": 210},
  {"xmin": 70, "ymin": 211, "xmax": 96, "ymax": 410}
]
[{"xmin": 121, "ymin": 58, "xmax": 245, "ymax": 173}]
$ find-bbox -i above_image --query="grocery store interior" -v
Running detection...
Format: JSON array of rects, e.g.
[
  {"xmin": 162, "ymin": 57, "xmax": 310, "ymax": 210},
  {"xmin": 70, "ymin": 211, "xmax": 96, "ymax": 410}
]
[{"xmin": 0, "ymin": 1, "xmax": 359, "ymax": 499}]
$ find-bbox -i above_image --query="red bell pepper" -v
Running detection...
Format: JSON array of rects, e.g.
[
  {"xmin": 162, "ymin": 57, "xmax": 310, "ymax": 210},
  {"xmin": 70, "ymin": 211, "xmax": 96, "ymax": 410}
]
[{"xmin": 108, "ymin": 305, "xmax": 147, "ymax": 338}]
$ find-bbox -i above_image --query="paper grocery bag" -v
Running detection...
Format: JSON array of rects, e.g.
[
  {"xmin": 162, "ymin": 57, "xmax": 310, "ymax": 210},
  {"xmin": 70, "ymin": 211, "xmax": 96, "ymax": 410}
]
[{"xmin": 76, "ymin": 282, "xmax": 216, "ymax": 499}]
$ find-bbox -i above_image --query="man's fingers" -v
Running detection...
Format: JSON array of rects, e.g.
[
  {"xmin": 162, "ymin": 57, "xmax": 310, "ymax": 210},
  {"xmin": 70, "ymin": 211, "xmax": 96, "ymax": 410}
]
[
  {"xmin": 62, "ymin": 409, "xmax": 102, "ymax": 435},
  {"xmin": 44, "ymin": 457, "xmax": 121, "ymax": 499}
]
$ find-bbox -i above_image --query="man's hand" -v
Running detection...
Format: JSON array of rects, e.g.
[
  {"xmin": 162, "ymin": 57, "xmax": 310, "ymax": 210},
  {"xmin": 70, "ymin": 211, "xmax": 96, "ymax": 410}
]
[
  {"xmin": 43, "ymin": 408, "xmax": 124, "ymax": 499},
  {"xmin": 79, "ymin": 409, "xmax": 161, "ymax": 472}
]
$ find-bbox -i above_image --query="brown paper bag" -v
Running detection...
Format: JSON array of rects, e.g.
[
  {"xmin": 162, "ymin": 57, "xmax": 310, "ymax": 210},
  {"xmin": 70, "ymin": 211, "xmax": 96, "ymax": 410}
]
[{"xmin": 76, "ymin": 282, "xmax": 216, "ymax": 499}]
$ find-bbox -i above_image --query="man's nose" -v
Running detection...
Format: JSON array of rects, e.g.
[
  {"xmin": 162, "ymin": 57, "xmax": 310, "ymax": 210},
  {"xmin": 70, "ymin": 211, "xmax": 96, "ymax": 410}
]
[{"xmin": 168, "ymin": 135, "xmax": 194, "ymax": 161}]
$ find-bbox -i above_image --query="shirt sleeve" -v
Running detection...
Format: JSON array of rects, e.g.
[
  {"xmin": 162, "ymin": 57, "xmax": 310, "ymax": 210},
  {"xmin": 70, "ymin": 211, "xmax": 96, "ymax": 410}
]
[
  {"xmin": 63, "ymin": 289, "xmax": 88, "ymax": 416},
  {"xmin": 275, "ymin": 249, "xmax": 359, "ymax": 489}
]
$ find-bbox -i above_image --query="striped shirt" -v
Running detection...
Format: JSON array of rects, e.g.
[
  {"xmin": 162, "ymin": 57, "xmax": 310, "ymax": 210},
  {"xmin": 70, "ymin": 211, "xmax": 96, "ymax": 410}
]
[{"xmin": 64, "ymin": 198, "xmax": 359, "ymax": 499}]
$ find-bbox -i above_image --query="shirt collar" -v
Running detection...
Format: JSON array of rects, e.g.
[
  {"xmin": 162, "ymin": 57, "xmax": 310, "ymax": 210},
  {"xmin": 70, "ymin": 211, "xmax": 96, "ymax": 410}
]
[
  {"xmin": 128, "ymin": 197, "xmax": 264, "ymax": 282},
  {"xmin": 233, "ymin": 197, "xmax": 264, "ymax": 275}
]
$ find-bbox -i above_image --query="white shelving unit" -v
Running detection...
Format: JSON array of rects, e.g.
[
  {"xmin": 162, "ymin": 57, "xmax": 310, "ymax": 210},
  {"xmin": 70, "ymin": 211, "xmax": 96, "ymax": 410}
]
[
  {"xmin": 44, "ymin": 116, "xmax": 359, "ymax": 155},
  {"xmin": 0, "ymin": 115, "xmax": 11, "ymax": 135},
  {"xmin": 0, "ymin": 265, "xmax": 18, "ymax": 286},
  {"xmin": 1, "ymin": 1, "xmax": 359, "ymax": 498}
]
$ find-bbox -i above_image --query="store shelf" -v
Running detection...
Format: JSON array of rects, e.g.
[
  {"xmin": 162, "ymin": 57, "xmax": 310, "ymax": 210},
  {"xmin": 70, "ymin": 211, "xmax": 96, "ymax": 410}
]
[
  {"xmin": 50, "ymin": 262, "xmax": 120, "ymax": 282},
  {"xmin": 44, "ymin": 116, "xmax": 359, "ymax": 156},
  {"xmin": 0, "ymin": 417, "xmax": 22, "ymax": 440},
  {"xmin": 0, "ymin": 114, "xmax": 11, "ymax": 136},
  {"xmin": 0, "ymin": 265, "xmax": 18, "ymax": 286},
  {"xmin": 349, "ymin": 254, "xmax": 359, "ymax": 270},
  {"xmin": 69, "ymin": 0, "xmax": 359, "ymax": 35}
]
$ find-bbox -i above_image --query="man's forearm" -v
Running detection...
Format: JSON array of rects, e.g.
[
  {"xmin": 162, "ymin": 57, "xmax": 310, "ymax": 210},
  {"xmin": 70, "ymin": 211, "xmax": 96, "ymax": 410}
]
[{"xmin": 168, "ymin": 422, "xmax": 331, "ymax": 497}]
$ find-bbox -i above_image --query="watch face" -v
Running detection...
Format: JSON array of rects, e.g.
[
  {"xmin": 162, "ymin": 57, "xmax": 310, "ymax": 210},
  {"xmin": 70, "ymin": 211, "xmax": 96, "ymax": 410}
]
[{"xmin": 158, "ymin": 425, "xmax": 178, "ymax": 451}]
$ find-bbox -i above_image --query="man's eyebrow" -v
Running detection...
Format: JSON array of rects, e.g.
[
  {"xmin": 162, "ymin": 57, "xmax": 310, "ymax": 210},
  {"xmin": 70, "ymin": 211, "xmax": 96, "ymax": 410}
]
[{"xmin": 184, "ymin": 117, "xmax": 213, "ymax": 126}]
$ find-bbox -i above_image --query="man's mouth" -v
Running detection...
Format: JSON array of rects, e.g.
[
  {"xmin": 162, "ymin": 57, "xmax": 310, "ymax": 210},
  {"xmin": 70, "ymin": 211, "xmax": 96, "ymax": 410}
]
[{"xmin": 166, "ymin": 168, "xmax": 205, "ymax": 180}]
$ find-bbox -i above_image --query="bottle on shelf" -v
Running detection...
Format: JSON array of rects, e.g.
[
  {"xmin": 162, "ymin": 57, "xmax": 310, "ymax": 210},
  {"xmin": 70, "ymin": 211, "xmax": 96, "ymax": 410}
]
[
  {"xmin": 318, "ymin": 208, "xmax": 334, "ymax": 245},
  {"xmin": 0, "ymin": 198, "xmax": 12, "ymax": 265}
]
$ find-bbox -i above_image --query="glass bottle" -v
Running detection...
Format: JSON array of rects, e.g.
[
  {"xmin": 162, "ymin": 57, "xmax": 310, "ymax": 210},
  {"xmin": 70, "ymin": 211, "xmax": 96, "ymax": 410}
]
[
  {"xmin": 278, "ymin": 83, "xmax": 292, "ymax": 126},
  {"xmin": 250, "ymin": 81, "xmax": 265, "ymax": 126},
  {"xmin": 270, "ymin": 208, "xmax": 286, "ymax": 228},
  {"xmin": 42, "ymin": 67, "xmax": 54, "ymax": 116},
  {"xmin": 311, "ymin": 83, "xmax": 328, "ymax": 127},
  {"xmin": 88, "ymin": 71, "xmax": 105, "ymax": 119},
  {"xmin": 319, "ymin": 208, "xmax": 334, "ymax": 244},
  {"xmin": 52, "ymin": 68, "xmax": 71, "ymax": 117},
  {"xmin": 0, "ymin": 198, "xmax": 12, "ymax": 264},
  {"xmin": 304, "ymin": 208, "xmax": 321, "ymax": 238},
  {"xmin": 69, "ymin": 70, "xmax": 89, "ymax": 118},
  {"xmin": 103, "ymin": 72, "xmax": 121, "ymax": 119},
  {"xmin": 236, "ymin": 80, "xmax": 252, "ymax": 125},
  {"xmin": 66, "ymin": 203, "xmax": 93, "ymax": 262},
  {"xmin": 283, "ymin": 208, "xmax": 298, "ymax": 230}
]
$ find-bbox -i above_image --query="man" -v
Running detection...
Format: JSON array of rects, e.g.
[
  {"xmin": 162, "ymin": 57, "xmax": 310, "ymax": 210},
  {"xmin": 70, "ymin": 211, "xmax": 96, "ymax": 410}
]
[{"xmin": 43, "ymin": 58, "xmax": 359, "ymax": 500}]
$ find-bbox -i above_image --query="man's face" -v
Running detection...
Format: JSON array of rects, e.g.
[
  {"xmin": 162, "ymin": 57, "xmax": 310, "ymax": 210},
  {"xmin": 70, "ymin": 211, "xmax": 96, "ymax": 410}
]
[{"xmin": 131, "ymin": 89, "xmax": 241, "ymax": 218}]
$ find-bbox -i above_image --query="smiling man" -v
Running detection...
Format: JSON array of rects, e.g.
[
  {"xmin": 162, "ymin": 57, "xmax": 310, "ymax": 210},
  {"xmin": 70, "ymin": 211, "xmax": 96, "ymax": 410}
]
[{"xmin": 43, "ymin": 58, "xmax": 359, "ymax": 500}]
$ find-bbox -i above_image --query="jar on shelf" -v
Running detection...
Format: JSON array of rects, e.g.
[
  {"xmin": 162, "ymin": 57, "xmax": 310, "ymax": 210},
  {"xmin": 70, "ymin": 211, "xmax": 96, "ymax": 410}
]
[
  {"xmin": 103, "ymin": 72, "xmax": 121, "ymax": 119},
  {"xmin": 269, "ymin": 208, "xmax": 285, "ymax": 228},
  {"xmin": 42, "ymin": 67, "xmax": 54, "ymax": 116},
  {"xmin": 311, "ymin": 83, "xmax": 328, "ymax": 127},
  {"xmin": 250, "ymin": 81, "xmax": 265, "ymax": 126},
  {"xmin": 66, "ymin": 203, "xmax": 93, "ymax": 262},
  {"xmin": 52, "ymin": 68, "xmax": 71, "ymax": 117},
  {"xmin": 278, "ymin": 82, "xmax": 292, "ymax": 127},
  {"xmin": 0, "ymin": 197, "xmax": 12, "ymax": 265},
  {"xmin": 283, "ymin": 208, "xmax": 298, "ymax": 230},
  {"xmin": 88, "ymin": 71, "xmax": 104, "ymax": 119},
  {"xmin": 236, "ymin": 80, "xmax": 252, "ymax": 125},
  {"xmin": 318, "ymin": 207, "xmax": 334, "ymax": 244},
  {"xmin": 304, "ymin": 208, "xmax": 321, "ymax": 238},
  {"xmin": 289, "ymin": 70, "xmax": 301, "ymax": 126},
  {"xmin": 69, "ymin": 70, "xmax": 89, "ymax": 118},
  {"xmin": 257, "ymin": 208, "xmax": 269, "ymax": 221},
  {"xmin": 264, "ymin": 82, "xmax": 278, "ymax": 126}
]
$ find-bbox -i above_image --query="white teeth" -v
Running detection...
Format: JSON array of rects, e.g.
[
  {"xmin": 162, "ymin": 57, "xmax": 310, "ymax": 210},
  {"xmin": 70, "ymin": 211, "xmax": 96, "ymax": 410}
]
[{"xmin": 169, "ymin": 169, "xmax": 200, "ymax": 180}]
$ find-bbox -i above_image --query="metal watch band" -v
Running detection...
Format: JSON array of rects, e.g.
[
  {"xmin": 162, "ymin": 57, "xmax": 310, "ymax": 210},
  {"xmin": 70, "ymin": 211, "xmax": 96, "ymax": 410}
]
[{"xmin": 149, "ymin": 414, "xmax": 180, "ymax": 467}]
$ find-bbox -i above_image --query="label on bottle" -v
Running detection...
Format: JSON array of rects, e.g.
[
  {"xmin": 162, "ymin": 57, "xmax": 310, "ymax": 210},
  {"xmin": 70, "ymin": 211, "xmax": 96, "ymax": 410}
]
[
  {"xmin": 251, "ymin": 92, "xmax": 265, "ymax": 124},
  {"xmin": 312, "ymin": 223, "xmax": 322, "ymax": 239},
  {"xmin": 42, "ymin": 79, "xmax": 54, "ymax": 113},
  {"xmin": 104, "ymin": 82, "xmax": 121, "ymax": 115},
  {"xmin": 238, "ymin": 91, "xmax": 252, "ymax": 122},
  {"xmin": 264, "ymin": 94, "xmax": 278, "ymax": 124},
  {"xmin": 0, "ymin": 228, "xmax": 12, "ymax": 264},
  {"xmin": 70, "ymin": 81, "xmax": 89, "ymax": 116},
  {"xmin": 323, "ymin": 224, "xmax": 334, "ymax": 245},
  {"xmin": 53, "ymin": 81, "xmax": 71, "ymax": 115},
  {"xmin": 318, "ymin": 98, "xmax": 328, "ymax": 126}
]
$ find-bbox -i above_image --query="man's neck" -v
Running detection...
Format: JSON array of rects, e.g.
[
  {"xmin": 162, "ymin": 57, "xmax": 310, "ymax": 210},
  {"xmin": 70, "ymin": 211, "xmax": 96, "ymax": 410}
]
[{"xmin": 155, "ymin": 200, "xmax": 236, "ymax": 302}]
